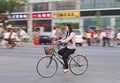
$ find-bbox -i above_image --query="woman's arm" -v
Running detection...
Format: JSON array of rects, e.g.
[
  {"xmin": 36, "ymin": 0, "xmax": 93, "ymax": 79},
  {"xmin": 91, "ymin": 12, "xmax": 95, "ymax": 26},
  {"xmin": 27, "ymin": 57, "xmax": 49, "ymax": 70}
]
[{"xmin": 61, "ymin": 32, "xmax": 75, "ymax": 43}]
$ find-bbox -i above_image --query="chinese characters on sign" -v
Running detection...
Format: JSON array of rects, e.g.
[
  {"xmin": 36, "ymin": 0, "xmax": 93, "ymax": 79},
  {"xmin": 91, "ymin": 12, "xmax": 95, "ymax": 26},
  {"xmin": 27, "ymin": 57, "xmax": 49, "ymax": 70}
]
[
  {"xmin": 52, "ymin": 11, "xmax": 80, "ymax": 18},
  {"xmin": 32, "ymin": 12, "xmax": 51, "ymax": 18},
  {"xmin": 7, "ymin": 12, "xmax": 80, "ymax": 19},
  {"xmin": 8, "ymin": 12, "xmax": 52, "ymax": 19},
  {"xmin": 32, "ymin": 23, "xmax": 51, "ymax": 27},
  {"xmin": 7, "ymin": 14, "xmax": 27, "ymax": 19}
]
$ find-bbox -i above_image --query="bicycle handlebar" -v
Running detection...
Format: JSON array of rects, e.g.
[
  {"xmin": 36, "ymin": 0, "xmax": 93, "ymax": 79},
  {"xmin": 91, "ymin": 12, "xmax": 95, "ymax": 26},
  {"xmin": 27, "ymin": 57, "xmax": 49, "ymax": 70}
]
[{"xmin": 55, "ymin": 41, "xmax": 61, "ymax": 49}]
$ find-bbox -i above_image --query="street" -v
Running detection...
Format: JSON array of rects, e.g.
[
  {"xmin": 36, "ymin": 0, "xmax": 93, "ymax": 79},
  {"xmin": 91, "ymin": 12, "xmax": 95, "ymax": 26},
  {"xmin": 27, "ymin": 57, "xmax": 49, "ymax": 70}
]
[{"xmin": 0, "ymin": 44, "xmax": 120, "ymax": 83}]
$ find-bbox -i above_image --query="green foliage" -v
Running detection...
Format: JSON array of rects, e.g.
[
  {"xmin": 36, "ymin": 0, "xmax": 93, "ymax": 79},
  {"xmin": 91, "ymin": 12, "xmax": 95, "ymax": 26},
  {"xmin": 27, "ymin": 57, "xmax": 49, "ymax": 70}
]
[
  {"xmin": 0, "ymin": 0, "xmax": 8, "ymax": 13},
  {"xmin": 7, "ymin": 0, "xmax": 27, "ymax": 12},
  {"xmin": 0, "ymin": 0, "xmax": 27, "ymax": 13},
  {"xmin": 0, "ymin": 0, "xmax": 27, "ymax": 28}
]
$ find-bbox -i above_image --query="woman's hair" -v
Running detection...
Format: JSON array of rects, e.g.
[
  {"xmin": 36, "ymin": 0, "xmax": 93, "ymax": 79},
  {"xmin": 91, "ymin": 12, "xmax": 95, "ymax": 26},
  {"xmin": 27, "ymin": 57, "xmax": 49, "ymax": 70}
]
[
  {"xmin": 65, "ymin": 24, "xmax": 73, "ymax": 43},
  {"xmin": 66, "ymin": 24, "xmax": 73, "ymax": 34}
]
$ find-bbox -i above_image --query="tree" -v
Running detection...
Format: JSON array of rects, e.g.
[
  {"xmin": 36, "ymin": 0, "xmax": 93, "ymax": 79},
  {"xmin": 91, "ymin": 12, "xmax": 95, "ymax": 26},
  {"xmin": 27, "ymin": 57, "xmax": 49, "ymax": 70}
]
[
  {"xmin": 95, "ymin": 10, "xmax": 101, "ymax": 30},
  {"xmin": 0, "ymin": 0, "xmax": 27, "ymax": 28}
]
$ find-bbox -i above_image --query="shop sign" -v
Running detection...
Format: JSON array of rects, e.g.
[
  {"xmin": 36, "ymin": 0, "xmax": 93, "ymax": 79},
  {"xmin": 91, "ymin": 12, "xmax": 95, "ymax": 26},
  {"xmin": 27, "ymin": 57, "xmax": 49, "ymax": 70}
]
[
  {"xmin": 7, "ymin": 14, "xmax": 27, "ymax": 19},
  {"xmin": 52, "ymin": 11, "xmax": 79, "ymax": 18},
  {"xmin": 32, "ymin": 23, "xmax": 51, "ymax": 27},
  {"xmin": 32, "ymin": 12, "xmax": 51, "ymax": 18}
]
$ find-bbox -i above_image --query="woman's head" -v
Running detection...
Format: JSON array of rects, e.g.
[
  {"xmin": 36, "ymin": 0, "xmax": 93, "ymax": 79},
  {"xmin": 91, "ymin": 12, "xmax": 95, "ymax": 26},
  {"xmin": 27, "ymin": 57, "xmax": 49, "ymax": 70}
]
[{"xmin": 65, "ymin": 24, "xmax": 73, "ymax": 34}]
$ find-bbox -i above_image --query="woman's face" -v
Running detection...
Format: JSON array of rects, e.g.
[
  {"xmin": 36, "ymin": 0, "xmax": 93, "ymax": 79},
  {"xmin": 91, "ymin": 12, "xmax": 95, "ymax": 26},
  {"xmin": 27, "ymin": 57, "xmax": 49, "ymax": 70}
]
[{"xmin": 65, "ymin": 26, "xmax": 69, "ymax": 32}]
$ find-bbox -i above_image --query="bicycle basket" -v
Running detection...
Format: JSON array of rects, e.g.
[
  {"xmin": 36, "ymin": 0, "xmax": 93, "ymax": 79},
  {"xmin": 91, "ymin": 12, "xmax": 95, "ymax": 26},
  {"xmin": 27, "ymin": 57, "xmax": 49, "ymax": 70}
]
[{"xmin": 44, "ymin": 46, "xmax": 54, "ymax": 55}]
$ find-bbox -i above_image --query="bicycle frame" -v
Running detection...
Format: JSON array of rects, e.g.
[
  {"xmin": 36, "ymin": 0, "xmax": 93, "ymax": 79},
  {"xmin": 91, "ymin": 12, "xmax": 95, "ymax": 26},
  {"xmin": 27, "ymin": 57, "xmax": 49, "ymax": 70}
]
[
  {"xmin": 52, "ymin": 49, "xmax": 65, "ymax": 66},
  {"xmin": 47, "ymin": 46, "xmax": 82, "ymax": 68},
  {"xmin": 36, "ymin": 44, "xmax": 88, "ymax": 78}
]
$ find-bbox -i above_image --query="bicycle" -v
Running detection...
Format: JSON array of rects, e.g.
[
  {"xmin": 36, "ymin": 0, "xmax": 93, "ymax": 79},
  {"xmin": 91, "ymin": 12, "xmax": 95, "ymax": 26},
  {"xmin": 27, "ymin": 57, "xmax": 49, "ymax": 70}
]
[{"xmin": 36, "ymin": 42, "xmax": 88, "ymax": 78}]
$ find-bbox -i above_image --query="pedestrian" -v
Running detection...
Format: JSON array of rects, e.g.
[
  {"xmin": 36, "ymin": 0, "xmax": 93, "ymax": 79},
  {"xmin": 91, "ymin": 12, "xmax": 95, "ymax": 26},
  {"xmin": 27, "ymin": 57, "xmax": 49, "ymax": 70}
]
[
  {"xmin": 18, "ymin": 28, "xmax": 26, "ymax": 47},
  {"xmin": 33, "ymin": 29, "xmax": 39, "ymax": 47},
  {"xmin": 9, "ymin": 29, "xmax": 17, "ymax": 48},
  {"xmin": 107, "ymin": 28, "xmax": 115, "ymax": 47},
  {"xmin": 92, "ymin": 30, "xmax": 99, "ymax": 46},
  {"xmin": 58, "ymin": 24, "xmax": 76, "ymax": 73},
  {"xmin": 51, "ymin": 26, "xmax": 63, "ymax": 45},
  {"xmin": 116, "ymin": 30, "xmax": 120, "ymax": 47},
  {"xmin": 86, "ymin": 30, "xmax": 92, "ymax": 46},
  {"xmin": 82, "ymin": 30, "xmax": 88, "ymax": 47},
  {"xmin": 100, "ymin": 29, "xmax": 109, "ymax": 47},
  {"xmin": 55, "ymin": 26, "xmax": 63, "ymax": 40},
  {"xmin": 51, "ymin": 27, "xmax": 57, "ymax": 44},
  {"xmin": 2, "ymin": 29, "xmax": 10, "ymax": 48}
]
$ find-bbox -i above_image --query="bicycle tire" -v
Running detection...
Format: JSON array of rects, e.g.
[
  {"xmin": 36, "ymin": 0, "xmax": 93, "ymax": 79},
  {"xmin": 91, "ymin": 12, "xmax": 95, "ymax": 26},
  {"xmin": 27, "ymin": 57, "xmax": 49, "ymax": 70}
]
[
  {"xmin": 36, "ymin": 56, "xmax": 58, "ymax": 78},
  {"xmin": 69, "ymin": 55, "xmax": 88, "ymax": 75}
]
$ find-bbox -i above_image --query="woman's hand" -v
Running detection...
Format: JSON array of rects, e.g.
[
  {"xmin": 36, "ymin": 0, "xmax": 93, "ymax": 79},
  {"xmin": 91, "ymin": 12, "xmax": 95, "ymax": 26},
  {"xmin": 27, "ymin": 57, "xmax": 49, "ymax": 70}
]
[{"xmin": 56, "ymin": 40, "xmax": 62, "ymax": 49}]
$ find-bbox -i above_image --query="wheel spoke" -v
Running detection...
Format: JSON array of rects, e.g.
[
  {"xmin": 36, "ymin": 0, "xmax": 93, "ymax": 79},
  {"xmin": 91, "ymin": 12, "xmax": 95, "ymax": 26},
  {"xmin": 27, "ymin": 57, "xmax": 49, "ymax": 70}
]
[
  {"xmin": 69, "ymin": 55, "xmax": 88, "ymax": 75},
  {"xmin": 36, "ymin": 56, "xmax": 58, "ymax": 78}
]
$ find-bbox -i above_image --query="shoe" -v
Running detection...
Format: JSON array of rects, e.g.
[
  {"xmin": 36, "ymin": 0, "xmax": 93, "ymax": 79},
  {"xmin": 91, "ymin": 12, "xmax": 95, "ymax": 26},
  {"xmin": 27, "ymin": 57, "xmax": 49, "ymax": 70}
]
[{"xmin": 63, "ymin": 69, "xmax": 69, "ymax": 73}]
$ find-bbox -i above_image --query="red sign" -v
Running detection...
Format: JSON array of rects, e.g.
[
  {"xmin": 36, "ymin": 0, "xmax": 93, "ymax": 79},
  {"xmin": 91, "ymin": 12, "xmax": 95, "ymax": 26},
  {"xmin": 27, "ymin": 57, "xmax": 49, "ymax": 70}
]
[
  {"xmin": 32, "ymin": 23, "xmax": 51, "ymax": 27},
  {"xmin": 32, "ymin": 12, "xmax": 51, "ymax": 18}
]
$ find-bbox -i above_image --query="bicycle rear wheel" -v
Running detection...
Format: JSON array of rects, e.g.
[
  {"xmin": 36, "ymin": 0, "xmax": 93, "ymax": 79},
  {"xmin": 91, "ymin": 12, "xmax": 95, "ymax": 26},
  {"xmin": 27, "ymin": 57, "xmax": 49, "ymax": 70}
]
[
  {"xmin": 36, "ymin": 56, "xmax": 58, "ymax": 78},
  {"xmin": 69, "ymin": 55, "xmax": 88, "ymax": 75}
]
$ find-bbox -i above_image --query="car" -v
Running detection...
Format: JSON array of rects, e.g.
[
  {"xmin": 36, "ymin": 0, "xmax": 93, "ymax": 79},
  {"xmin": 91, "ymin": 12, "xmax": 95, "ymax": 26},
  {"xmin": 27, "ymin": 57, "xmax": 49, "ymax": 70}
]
[
  {"xmin": 72, "ymin": 29, "xmax": 83, "ymax": 46},
  {"xmin": 23, "ymin": 33, "xmax": 30, "ymax": 42},
  {"xmin": 39, "ymin": 32, "xmax": 53, "ymax": 44}
]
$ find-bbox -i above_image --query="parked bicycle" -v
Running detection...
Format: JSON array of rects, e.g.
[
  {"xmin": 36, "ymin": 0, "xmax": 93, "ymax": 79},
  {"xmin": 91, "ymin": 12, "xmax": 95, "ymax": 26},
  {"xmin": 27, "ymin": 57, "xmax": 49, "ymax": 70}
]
[{"xmin": 36, "ymin": 42, "xmax": 88, "ymax": 78}]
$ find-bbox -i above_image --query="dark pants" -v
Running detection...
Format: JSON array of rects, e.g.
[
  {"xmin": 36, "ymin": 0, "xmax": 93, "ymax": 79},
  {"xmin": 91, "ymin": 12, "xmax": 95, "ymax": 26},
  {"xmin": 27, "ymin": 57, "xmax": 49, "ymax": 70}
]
[
  {"xmin": 103, "ymin": 37, "xmax": 110, "ymax": 46},
  {"xmin": 58, "ymin": 47, "xmax": 75, "ymax": 69},
  {"xmin": 87, "ymin": 38, "xmax": 91, "ymax": 46},
  {"xmin": 9, "ymin": 38, "xmax": 16, "ymax": 48}
]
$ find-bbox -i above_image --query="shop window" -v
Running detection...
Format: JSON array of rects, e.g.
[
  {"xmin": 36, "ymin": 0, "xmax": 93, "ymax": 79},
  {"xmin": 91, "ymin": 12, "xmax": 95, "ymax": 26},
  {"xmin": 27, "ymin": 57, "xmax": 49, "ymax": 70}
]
[
  {"xmin": 52, "ymin": 1, "xmax": 76, "ymax": 10},
  {"xmin": 55, "ymin": 23, "xmax": 79, "ymax": 29},
  {"xmin": 84, "ymin": 18, "xmax": 110, "ymax": 30},
  {"xmin": 32, "ymin": 3, "xmax": 48, "ymax": 11},
  {"xmin": 33, "ymin": 20, "xmax": 51, "ymax": 32},
  {"xmin": 10, "ymin": 21, "xmax": 27, "ymax": 28},
  {"xmin": 115, "ymin": 18, "xmax": 120, "ymax": 31}
]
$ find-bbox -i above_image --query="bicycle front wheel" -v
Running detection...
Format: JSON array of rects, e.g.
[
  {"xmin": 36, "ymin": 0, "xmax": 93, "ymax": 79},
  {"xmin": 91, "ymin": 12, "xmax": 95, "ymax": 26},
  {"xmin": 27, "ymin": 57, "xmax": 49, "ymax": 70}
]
[
  {"xmin": 36, "ymin": 56, "xmax": 58, "ymax": 78},
  {"xmin": 69, "ymin": 55, "xmax": 88, "ymax": 75}
]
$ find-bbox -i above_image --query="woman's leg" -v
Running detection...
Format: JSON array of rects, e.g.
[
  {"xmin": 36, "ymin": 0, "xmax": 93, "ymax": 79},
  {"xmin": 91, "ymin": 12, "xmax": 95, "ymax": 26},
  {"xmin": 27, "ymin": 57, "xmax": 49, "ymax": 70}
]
[
  {"xmin": 62, "ymin": 49, "xmax": 75, "ymax": 69},
  {"xmin": 58, "ymin": 47, "xmax": 67, "ymax": 55}
]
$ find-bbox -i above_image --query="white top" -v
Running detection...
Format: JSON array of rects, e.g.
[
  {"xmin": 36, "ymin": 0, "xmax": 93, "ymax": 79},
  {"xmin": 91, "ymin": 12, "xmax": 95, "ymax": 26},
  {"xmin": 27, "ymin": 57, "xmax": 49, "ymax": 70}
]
[
  {"xmin": 11, "ymin": 32, "xmax": 17, "ymax": 39},
  {"xmin": 100, "ymin": 32, "xmax": 106, "ymax": 38},
  {"xmin": 117, "ymin": 33, "xmax": 120, "ymax": 39},
  {"xmin": 52, "ymin": 30, "xmax": 56, "ymax": 37},
  {"xmin": 93, "ymin": 33, "xmax": 99, "ymax": 38},
  {"xmin": 60, "ymin": 32, "xmax": 76, "ymax": 49},
  {"xmin": 19, "ymin": 30, "xmax": 26, "ymax": 36},
  {"xmin": 3, "ymin": 32, "xmax": 10, "ymax": 39},
  {"xmin": 108, "ymin": 31, "xmax": 115, "ymax": 39}
]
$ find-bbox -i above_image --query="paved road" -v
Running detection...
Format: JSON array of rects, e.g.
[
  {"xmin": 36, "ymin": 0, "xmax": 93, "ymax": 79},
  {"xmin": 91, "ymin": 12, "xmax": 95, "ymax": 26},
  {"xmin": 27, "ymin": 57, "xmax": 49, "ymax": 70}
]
[{"xmin": 0, "ymin": 44, "xmax": 120, "ymax": 83}]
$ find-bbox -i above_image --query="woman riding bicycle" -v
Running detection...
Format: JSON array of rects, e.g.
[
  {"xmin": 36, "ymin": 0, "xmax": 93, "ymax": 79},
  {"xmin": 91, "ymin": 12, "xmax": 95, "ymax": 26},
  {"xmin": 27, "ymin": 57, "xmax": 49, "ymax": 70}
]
[{"xmin": 58, "ymin": 24, "xmax": 76, "ymax": 73}]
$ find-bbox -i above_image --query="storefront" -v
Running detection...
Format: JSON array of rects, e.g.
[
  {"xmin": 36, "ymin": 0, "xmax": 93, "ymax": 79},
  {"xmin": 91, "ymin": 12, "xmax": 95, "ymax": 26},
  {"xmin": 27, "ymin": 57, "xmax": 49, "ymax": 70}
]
[
  {"xmin": 32, "ymin": 12, "xmax": 52, "ymax": 32},
  {"xmin": 52, "ymin": 11, "xmax": 83, "ymax": 32},
  {"xmin": 80, "ymin": 9, "xmax": 120, "ymax": 31},
  {"xmin": 7, "ymin": 13, "xmax": 28, "ymax": 31}
]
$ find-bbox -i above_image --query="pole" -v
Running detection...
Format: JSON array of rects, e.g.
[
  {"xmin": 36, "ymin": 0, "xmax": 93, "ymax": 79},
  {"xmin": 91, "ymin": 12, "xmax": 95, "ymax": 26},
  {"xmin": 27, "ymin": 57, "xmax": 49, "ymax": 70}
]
[{"xmin": 27, "ymin": 4, "xmax": 33, "ymax": 38}]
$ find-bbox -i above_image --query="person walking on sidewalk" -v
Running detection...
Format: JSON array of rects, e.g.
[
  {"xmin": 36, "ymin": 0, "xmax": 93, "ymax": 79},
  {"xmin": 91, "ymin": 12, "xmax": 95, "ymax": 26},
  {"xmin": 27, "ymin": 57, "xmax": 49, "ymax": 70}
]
[
  {"xmin": 33, "ymin": 29, "xmax": 39, "ymax": 47},
  {"xmin": 116, "ymin": 30, "xmax": 120, "ymax": 47},
  {"xmin": 18, "ymin": 28, "xmax": 26, "ymax": 47},
  {"xmin": 9, "ymin": 29, "xmax": 17, "ymax": 48}
]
